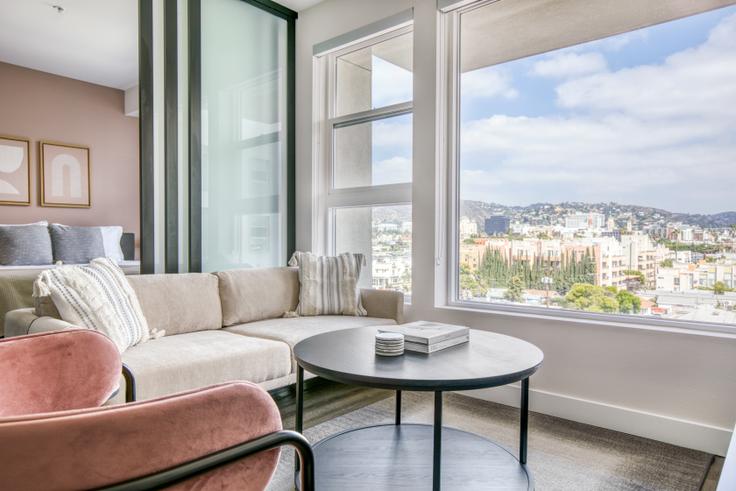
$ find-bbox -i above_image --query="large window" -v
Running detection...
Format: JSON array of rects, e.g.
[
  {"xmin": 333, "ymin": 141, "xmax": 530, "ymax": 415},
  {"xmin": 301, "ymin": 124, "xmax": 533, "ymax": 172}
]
[
  {"xmin": 316, "ymin": 25, "xmax": 413, "ymax": 295},
  {"xmin": 445, "ymin": 0, "xmax": 736, "ymax": 328}
]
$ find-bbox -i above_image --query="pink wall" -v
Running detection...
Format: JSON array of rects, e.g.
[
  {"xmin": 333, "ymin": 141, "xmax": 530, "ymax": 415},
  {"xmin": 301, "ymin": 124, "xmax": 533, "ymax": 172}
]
[{"xmin": 0, "ymin": 62, "xmax": 139, "ymax": 243}]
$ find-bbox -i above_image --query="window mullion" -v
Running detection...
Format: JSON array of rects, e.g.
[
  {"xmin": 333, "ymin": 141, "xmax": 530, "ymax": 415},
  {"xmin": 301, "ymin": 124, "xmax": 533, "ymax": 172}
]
[{"xmin": 329, "ymin": 102, "xmax": 413, "ymax": 128}]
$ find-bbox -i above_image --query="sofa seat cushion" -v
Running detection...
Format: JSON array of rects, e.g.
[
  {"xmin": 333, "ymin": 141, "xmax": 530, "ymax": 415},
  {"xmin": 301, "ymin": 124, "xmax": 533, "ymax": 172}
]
[
  {"xmin": 121, "ymin": 331, "xmax": 291, "ymax": 401},
  {"xmin": 224, "ymin": 315, "xmax": 395, "ymax": 370}
]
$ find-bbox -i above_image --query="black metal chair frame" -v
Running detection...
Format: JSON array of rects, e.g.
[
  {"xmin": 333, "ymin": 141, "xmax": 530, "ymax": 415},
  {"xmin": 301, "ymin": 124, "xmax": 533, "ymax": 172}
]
[
  {"xmin": 98, "ymin": 430, "xmax": 314, "ymax": 491},
  {"xmin": 115, "ymin": 367, "xmax": 314, "ymax": 490}
]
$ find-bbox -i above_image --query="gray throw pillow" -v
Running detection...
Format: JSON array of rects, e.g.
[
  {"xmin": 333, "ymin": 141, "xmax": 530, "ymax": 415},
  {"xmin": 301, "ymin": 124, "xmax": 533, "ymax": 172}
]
[
  {"xmin": 0, "ymin": 225, "xmax": 54, "ymax": 265},
  {"xmin": 48, "ymin": 224, "xmax": 105, "ymax": 264}
]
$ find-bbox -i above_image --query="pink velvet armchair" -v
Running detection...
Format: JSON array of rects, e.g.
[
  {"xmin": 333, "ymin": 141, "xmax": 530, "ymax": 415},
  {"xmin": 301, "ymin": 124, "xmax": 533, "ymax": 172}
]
[{"xmin": 0, "ymin": 330, "xmax": 314, "ymax": 490}]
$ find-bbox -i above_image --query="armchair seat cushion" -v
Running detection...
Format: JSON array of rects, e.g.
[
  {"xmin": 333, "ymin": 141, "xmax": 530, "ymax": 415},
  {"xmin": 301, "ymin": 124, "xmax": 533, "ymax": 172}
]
[
  {"xmin": 225, "ymin": 315, "xmax": 395, "ymax": 370},
  {"xmin": 121, "ymin": 331, "xmax": 291, "ymax": 401}
]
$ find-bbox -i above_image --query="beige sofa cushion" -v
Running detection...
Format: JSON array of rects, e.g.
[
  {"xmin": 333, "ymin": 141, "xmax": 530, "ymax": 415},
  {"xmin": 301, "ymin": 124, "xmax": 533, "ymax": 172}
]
[
  {"xmin": 118, "ymin": 330, "xmax": 291, "ymax": 402},
  {"xmin": 127, "ymin": 273, "xmax": 222, "ymax": 336},
  {"xmin": 215, "ymin": 267, "xmax": 299, "ymax": 326},
  {"xmin": 225, "ymin": 315, "xmax": 395, "ymax": 370}
]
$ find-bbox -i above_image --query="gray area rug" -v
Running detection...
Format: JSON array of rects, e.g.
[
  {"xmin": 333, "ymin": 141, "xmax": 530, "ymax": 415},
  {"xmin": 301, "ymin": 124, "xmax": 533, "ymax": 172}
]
[{"xmin": 269, "ymin": 392, "xmax": 712, "ymax": 490}]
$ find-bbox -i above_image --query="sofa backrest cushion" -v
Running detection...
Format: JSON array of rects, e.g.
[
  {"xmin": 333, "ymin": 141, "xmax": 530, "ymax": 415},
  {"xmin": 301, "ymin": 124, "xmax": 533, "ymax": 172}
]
[
  {"xmin": 127, "ymin": 273, "xmax": 222, "ymax": 335},
  {"xmin": 215, "ymin": 267, "xmax": 299, "ymax": 326}
]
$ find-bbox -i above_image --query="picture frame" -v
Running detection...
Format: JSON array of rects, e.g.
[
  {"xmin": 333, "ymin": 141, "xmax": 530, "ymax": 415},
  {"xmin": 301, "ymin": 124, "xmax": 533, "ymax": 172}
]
[
  {"xmin": 39, "ymin": 140, "xmax": 91, "ymax": 208},
  {"xmin": 0, "ymin": 135, "xmax": 31, "ymax": 206}
]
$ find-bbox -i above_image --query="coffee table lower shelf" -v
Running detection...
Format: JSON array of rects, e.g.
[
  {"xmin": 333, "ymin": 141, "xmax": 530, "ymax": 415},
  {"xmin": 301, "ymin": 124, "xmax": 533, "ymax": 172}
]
[{"xmin": 311, "ymin": 423, "xmax": 533, "ymax": 490}]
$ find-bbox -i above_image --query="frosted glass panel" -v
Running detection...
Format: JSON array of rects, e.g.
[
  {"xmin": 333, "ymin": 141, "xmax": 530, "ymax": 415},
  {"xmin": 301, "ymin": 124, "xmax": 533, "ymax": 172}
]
[{"xmin": 201, "ymin": 0, "xmax": 287, "ymax": 271}]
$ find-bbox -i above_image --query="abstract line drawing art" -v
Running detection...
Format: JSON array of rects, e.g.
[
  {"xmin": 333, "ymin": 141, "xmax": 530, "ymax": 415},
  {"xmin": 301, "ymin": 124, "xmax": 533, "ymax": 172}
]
[
  {"xmin": 39, "ymin": 141, "xmax": 91, "ymax": 208},
  {"xmin": 0, "ymin": 135, "xmax": 31, "ymax": 206}
]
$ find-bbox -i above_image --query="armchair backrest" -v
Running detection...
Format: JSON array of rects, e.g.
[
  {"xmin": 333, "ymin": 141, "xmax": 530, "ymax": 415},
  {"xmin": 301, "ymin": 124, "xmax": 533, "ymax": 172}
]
[
  {"xmin": 0, "ymin": 382, "xmax": 284, "ymax": 491},
  {"xmin": 0, "ymin": 329, "xmax": 121, "ymax": 417}
]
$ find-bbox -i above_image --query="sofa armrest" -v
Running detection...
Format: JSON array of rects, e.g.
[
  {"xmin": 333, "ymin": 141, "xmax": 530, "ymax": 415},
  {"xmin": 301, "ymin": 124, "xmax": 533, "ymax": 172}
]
[
  {"xmin": 4, "ymin": 308, "xmax": 78, "ymax": 338},
  {"xmin": 360, "ymin": 289, "xmax": 404, "ymax": 324}
]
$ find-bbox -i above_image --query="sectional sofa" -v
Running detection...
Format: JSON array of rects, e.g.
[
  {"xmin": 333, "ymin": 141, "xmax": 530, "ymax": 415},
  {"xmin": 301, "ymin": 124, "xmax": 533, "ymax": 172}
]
[{"xmin": 4, "ymin": 267, "xmax": 403, "ymax": 404}]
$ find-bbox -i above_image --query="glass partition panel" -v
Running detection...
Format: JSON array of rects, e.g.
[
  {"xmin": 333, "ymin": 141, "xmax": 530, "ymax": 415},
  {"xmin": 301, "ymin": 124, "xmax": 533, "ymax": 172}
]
[{"xmin": 201, "ymin": 0, "xmax": 287, "ymax": 271}]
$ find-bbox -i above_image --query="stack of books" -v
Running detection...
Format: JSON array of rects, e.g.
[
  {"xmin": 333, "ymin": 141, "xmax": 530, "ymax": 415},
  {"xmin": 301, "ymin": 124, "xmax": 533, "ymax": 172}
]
[{"xmin": 379, "ymin": 321, "xmax": 469, "ymax": 354}]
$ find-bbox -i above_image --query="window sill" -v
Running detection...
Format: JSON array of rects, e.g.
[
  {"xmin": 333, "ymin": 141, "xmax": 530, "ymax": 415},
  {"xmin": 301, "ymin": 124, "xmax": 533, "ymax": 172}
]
[{"xmin": 437, "ymin": 301, "xmax": 736, "ymax": 339}]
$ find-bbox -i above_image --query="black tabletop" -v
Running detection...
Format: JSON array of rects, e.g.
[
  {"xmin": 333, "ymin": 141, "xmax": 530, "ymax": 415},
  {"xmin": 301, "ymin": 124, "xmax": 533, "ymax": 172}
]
[{"xmin": 294, "ymin": 326, "xmax": 544, "ymax": 391}]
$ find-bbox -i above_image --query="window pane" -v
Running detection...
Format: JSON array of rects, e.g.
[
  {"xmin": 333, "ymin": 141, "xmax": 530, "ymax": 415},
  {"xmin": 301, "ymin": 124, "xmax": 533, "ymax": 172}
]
[
  {"xmin": 201, "ymin": 0, "xmax": 287, "ymax": 271},
  {"xmin": 334, "ymin": 205, "xmax": 412, "ymax": 295},
  {"xmin": 457, "ymin": 3, "xmax": 736, "ymax": 326},
  {"xmin": 335, "ymin": 31, "xmax": 412, "ymax": 117},
  {"xmin": 333, "ymin": 113, "xmax": 412, "ymax": 188}
]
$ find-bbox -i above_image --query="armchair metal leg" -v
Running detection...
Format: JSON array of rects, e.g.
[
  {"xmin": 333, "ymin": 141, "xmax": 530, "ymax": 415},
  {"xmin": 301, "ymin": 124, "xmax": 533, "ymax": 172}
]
[
  {"xmin": 99, "ymin": 430, "xmax": 315, "ymax": 491},
  {"xmin": 121, "ymin": 364, "xmax": 136, "ymax": 403}
]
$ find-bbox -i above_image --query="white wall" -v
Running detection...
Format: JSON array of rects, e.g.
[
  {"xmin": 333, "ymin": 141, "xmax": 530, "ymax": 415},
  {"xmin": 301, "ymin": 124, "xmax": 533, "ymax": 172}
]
[{"xmin": 295, "ymin": 0, "xmax": 736, "ymax": 455}]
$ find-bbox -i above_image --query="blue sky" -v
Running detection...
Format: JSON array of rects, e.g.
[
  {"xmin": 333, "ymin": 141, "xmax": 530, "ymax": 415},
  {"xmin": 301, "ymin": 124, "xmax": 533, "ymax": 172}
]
[{"xmin": 458, "ymin": 6, "xmax": 736, "ymax": 214}]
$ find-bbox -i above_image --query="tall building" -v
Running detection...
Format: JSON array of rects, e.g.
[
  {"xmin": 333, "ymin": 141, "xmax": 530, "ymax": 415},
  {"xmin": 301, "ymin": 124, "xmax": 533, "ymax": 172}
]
[
  {"xmin": 485, "ymin": 216, "xmax": 510, "ymax": 236},
  {"xmin": 565, "ymin": 213, "xmax": 605, "ymax": 230},
  {"xmin": 459, "ymin": 216, "xmax": 478, "ymax": 238}
]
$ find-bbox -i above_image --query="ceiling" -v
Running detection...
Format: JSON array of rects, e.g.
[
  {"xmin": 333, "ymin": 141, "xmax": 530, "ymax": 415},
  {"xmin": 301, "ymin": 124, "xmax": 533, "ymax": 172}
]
[
  {"xmin": 0, "ymin": 0, "xmax": 138, "ymax": 90},
  {"xmin": 0, "ymin": 0, "xmax": 323, "ymax": 91}
]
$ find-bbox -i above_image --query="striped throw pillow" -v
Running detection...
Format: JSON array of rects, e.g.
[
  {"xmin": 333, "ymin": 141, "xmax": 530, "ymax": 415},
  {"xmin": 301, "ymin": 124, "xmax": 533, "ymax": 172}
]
[
  {"xmin": 34, "ymin": 258, "xmax": 156, "ymax": 352},
  {"xmin": 288, "ymin": 252, "xmax": 367, "ymax": 316}
]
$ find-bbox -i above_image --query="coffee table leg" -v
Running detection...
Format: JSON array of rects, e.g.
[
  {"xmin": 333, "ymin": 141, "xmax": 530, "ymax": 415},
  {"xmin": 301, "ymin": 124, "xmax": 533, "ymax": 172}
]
[
  {"xmin": 520, "ymin": 377, "xmax": 529, "ymax": 465},
  {"xmin": 433, "ymin": 390, "xmax": 442, "ymax": 491},
  {"xmin": 395, "ymin": 390, "xmax": 402, "ymax": 425},
  {"xmin": 295, "ymin": 365, "xmax": 305, "ymax": 480}
]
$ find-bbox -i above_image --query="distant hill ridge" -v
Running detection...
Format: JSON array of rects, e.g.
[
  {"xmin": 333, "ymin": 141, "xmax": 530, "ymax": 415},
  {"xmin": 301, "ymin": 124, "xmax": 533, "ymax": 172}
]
[
  {"xmin": 459, "ymin": 200, "xmax": 736, "ymax": 230},
  {"xmin": 371, "ymin": 200, "xmax": 736, "ymax": 229}
]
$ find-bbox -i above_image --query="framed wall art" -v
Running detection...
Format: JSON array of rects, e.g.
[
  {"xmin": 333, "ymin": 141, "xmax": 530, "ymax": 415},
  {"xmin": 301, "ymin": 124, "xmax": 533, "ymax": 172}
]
[
  {"xmin": 0, "ymin": 135, "xmax": 31, "ymax": 206},
  {"xmin": 39, "ymin": 141, "xmax": 91, "ymax": 208}
]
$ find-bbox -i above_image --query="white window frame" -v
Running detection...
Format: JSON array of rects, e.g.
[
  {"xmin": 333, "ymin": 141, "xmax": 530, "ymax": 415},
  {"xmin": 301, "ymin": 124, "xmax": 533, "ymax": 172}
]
[
  {"xmin": 313, "ymin": 24, "xmax": 413, "ymax": 259},
  {"xmin": 439, "ymin": 0, "xmax": 736, "ymax": 334}
]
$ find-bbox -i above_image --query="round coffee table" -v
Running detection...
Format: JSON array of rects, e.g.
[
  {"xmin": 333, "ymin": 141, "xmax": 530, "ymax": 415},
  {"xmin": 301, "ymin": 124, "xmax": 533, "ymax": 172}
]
[{"xmin": 293, "ymin": 326, "xmax": 544, "ymax": 490}]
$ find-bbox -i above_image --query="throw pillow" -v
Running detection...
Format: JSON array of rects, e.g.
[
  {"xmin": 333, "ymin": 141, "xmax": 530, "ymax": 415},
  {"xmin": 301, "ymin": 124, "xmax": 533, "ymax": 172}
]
[
  {"xmin": 99, "ymin": 226, "xmax": 125, "ymax": 263},
  {"xmin": 0, "ymin": 225, "xmax": 53, "ymax": 265},
  {"xmin": 34, "ymin": 258, "xmax": 159, "ymax": 352},
  {"xmin": 288, "ymin": 251, "xmax": 367, "ymax": 316},
  {"xmin": 48, "ymin": 224, "xmax": 105, "ymax": 264}
]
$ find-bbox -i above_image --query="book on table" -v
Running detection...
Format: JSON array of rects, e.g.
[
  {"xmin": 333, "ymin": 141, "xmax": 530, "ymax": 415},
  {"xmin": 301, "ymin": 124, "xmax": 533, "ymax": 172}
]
[{"xmin": 379, "ymin": 321, "xmax": 469, "ymax": 353}]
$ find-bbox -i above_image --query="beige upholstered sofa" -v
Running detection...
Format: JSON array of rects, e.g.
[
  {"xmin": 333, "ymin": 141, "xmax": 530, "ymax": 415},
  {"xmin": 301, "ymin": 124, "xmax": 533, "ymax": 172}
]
[{"xmin": 4, "ymin": 267, "xmax": 403, "ymax": 404}]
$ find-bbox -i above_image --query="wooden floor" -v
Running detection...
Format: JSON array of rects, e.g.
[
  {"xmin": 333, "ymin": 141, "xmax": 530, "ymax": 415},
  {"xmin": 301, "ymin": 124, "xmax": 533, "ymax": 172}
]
[
  {"xmin": 271, "ymin": 379, "xmax": 723, "ymax": 491},
  {"xmin": 271, "ymin": 377, "xmax": 392, "ymax": 431},
  {"xmin": 702, "ymin": 456, "xmax": 724, "ymax": 491}
]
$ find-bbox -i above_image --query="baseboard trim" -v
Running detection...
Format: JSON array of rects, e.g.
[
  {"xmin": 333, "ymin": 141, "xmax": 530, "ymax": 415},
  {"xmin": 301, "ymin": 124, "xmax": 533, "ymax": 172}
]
[{"xmin": 460, "ymin": 385, "xmax": 732, "ymax": 456}]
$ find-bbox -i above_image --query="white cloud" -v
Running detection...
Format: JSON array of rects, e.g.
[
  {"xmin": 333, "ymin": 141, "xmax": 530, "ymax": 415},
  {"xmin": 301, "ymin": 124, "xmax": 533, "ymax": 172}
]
[
  {"xmin": 460, "ymin": 13, "xmax": 736, "ymax": 214},
  {"xmin": 531, "ymin": 52, "xmax": 608, "ymax": 78},
  {"xmin": 373, "ymin": 156, "xmax": 412, "ymax": 185},
  {"xmin": 372, "ymin": 56, "xmax": 412, "ymax": 108},
  {"xmin": 461, "ymin": 68, "xmax": 518, "ymax": 99},
  {"xmin": 556, "ymin": 14, "xmax": 736, "ymax": 120},
  {"xmin": 372, "ymin": 116, "xmax": 413, "ymax": 149}
]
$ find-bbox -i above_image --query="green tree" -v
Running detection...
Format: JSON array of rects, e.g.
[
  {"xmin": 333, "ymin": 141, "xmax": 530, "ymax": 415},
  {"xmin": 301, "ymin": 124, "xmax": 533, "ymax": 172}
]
[
  {"xmin": 714, "ymin": 281, "xmax": 728, "ymax": 295},
  {"xmin": 565, "ymin": 283, "xmax": 619, "ymax": 313},
  {"xmin": 459, "ymin": 265, "xmax": 485, "ymax": 297},
  {"xmin": 623, "ymin": 269, "xmax": 645, "ymax": 284},
  {"xmin": 659, "ymin": 259, "xmax": 673, "ymax": 268},
  {"xmin": 504, "ymin": 275, "xmax": 525, "ymax": 303},
  {"xmin": 616, "ymin": 290, "xmax": 641, "ymax": 313}
]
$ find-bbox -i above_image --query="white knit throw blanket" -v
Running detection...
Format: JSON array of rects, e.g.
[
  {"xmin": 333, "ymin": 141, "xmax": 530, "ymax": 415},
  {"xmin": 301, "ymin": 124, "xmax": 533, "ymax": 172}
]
[{"xmin": 34, "ymin": 258, "xmax": 161, "ymax": 352}]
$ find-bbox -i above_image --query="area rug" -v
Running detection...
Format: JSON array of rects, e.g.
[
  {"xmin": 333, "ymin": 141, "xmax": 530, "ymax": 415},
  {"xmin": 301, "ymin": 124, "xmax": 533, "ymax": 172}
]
[{"xmin": 268, "ymin": 392, "xmax": 712, "ymax": 490}]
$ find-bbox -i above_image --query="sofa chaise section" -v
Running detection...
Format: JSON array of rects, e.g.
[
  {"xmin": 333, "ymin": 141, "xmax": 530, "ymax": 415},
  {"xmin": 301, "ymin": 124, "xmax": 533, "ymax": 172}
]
[{"xmin": 3, "ymin": 266, "xmax": 405, "ymax": 403}]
